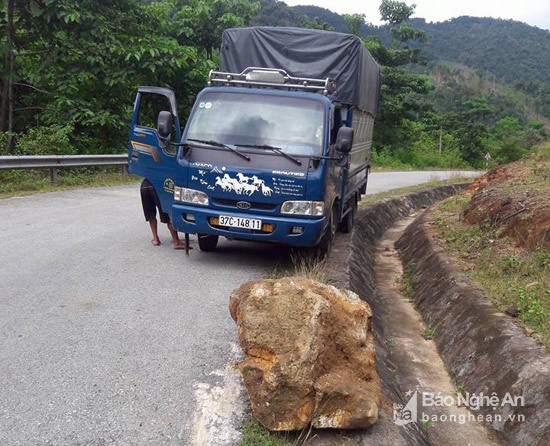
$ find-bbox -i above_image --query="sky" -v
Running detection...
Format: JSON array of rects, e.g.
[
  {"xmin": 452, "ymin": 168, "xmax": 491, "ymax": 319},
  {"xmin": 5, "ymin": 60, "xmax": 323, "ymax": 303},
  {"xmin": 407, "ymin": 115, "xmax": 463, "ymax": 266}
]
[{"xmin": 281, "ymin": 0, "xmax": 550, "ymax": 30}]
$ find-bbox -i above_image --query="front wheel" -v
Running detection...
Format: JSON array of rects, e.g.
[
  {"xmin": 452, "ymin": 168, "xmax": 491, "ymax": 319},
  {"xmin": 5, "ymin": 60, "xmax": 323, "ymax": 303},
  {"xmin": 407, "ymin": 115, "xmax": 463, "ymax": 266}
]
[
  {"xmin": 339, "ymin": 197, "xmax": 357, "ymax": 233},
  {"xmin": 316, "ymin": 206, "xmax": 337, "ymax": 259},
  {"xmin": 198, "ymin": 234, "xmax": 219, "ymax": 252}
]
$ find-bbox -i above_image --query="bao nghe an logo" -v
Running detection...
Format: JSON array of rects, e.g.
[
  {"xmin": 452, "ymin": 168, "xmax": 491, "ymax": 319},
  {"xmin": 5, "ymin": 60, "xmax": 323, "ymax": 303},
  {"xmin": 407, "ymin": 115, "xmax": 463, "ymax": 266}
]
[
  {"xmin": 393, "ymin": 390, "xmax": 526, "ymax": 426},
  {"xmin": 393, "ymin": 390, "xmax": 417, "ymax": 426}
]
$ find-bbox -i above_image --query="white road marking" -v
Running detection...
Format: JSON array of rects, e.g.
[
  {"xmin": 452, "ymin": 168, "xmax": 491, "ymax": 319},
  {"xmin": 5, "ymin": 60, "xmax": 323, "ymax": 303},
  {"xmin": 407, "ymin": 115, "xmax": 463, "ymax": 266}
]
[{"xmin": 190, "ymin": 344, "xmax": 246, "ymax": 446}]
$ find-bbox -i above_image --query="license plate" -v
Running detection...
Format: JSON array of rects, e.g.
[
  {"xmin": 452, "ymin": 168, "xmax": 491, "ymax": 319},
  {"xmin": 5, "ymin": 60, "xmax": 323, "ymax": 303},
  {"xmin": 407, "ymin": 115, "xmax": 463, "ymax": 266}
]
[{"xmin": 219, "ymin": 215, "xmax": 262, "ymax": 230}]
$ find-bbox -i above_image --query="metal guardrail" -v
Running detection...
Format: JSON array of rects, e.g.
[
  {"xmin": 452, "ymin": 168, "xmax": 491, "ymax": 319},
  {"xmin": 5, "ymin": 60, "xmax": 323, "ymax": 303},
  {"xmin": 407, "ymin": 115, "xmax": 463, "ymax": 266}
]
[{"xmin": 0, "ymin": 154, "xmax": 128, "ymax": 185}]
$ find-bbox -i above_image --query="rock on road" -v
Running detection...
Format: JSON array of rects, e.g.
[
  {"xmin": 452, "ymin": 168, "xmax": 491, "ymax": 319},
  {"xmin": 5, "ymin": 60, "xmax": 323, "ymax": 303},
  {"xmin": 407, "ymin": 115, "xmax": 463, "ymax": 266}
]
[{"xmin": 0, "ymin": 171, "xmax": 477, "ymax": 445}]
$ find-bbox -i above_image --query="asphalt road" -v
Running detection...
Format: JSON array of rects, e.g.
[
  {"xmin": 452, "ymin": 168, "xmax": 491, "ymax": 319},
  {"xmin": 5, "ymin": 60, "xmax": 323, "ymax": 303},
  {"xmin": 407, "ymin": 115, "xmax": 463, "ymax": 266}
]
[{"xmin": 0, "ymin": 171, "xmax": 478, "ymax": 445}]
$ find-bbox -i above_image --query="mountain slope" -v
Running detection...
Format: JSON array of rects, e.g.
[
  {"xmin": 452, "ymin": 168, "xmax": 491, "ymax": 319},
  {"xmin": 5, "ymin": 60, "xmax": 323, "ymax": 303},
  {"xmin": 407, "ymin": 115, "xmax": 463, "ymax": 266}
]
[{"xmin": 411, "ymin": 17, "xmax": 550, "ymax": 86}]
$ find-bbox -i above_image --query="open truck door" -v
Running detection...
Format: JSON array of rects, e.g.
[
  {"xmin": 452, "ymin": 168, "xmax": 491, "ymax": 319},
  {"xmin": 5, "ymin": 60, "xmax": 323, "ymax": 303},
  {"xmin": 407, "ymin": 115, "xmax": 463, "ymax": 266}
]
[{"xmin": 128, "ymin": 86, "xmax": 182, "ymax": 219}]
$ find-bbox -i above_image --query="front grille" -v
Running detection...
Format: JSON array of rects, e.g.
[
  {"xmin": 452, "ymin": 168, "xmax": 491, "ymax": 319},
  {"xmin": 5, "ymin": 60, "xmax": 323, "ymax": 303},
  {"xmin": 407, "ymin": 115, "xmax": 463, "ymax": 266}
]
[{"xmin": 212, "ymin": 198, "xmax": 276, "ymax": 211}]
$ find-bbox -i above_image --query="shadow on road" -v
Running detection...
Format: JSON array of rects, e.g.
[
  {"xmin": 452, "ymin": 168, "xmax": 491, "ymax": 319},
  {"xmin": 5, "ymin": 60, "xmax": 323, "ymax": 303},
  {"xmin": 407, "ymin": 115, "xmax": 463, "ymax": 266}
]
[{"xmin": 188, "ymin": 236, "xmax": 295, "ymax": 275}]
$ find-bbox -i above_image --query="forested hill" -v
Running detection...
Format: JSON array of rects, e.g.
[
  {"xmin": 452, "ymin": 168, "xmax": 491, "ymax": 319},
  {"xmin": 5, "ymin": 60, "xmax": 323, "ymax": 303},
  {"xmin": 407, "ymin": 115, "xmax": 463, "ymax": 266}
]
[
  {"xmin": 410, "ymin": 17, "xmax": 550, "ymax": 86},
  {"xmin": 253, "ymin": 1, "xmax": 550, "ymax": 93}
]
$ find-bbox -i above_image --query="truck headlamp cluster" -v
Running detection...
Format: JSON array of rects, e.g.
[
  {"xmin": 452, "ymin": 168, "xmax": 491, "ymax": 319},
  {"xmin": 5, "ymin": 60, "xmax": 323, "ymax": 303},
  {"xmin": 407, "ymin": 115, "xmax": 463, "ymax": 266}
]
[
  {"xmin": 174, "ymin": 187, "xmax": 209, "ymax": 206},
  {"xmin": 281, "ymin": 201, "xmax": 324, "ymax": 216}
]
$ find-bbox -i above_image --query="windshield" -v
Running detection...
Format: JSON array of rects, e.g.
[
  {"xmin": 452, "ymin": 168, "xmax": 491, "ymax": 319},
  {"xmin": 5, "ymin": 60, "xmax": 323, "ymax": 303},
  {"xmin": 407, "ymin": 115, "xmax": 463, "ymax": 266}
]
[{"xmin": 185, "ymin": 91, "xmax": 325, "ymax": 156}]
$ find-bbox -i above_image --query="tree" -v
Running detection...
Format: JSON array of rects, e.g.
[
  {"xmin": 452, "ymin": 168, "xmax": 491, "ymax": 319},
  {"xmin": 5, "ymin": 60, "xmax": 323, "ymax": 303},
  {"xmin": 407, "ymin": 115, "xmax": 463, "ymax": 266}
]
[
  {"xmin": 171, "ymin": 0, "xmax": 260, "ymax": 59},
  {"xmin": 367, "ymin": 0, "xmax": 431, "ymax": 152},
  {"xmin": 442, "ymin": 98, "xmax": 493, "ymax": 166},
  {"xmin": 0, "ymin": 0, "xmax": 15, "ymax": 142},
  {"xmin": 379, "ymin": 0, "xmax": 416, "ymax": 25},
  {"xmin": 343, "ymin": 13, "xmax": 365, "ymax": 36},
  {"xmin": 306, "ymin": 17, "xmax": 334, "ymax": 31},
  {"xmin": 1, "ymin": 0, "xmax": 207, "ymax": 154},
  {"xmin": 492, "ymin": 117, "xmax": 528, "ymax": 162}
]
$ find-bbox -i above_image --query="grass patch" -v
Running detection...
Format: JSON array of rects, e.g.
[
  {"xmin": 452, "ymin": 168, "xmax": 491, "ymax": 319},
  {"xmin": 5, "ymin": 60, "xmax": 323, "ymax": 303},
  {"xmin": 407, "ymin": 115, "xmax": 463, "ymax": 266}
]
[
  {"xmin": 238, "ymin": 420, "xmax": 295, "ymax": 446},
  {"xmin": 238, "ymin": 419, "xmax": 354, "ymax": 446},
  {"xmin": 429, "ymin": 194, "xmax": 550, "ymax": 349},
  {"xmin": 0, "ymin": 167, "xmax": 140, "ymax": 199},
  {"xmin": 399, "ymin": 262, "xmax": 419, "ymax": 298},
  {"xmin": 359, "ymin": 175, "xmax": 475, "ymax": 208},
  {"xmin": 421, "ymin": 327, "xmax": 435, "ymax": 340},
  {"xmin": 265, "ymin": 252, "xmax": 328, "ymax": 284},
  {"xmin": 289, "ymin": 253, "xmax": 328, "ymax": 283}
]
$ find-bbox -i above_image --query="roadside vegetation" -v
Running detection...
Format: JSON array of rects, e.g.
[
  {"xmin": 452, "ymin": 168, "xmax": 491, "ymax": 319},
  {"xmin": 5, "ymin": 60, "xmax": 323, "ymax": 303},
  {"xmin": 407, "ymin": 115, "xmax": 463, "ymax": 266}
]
[
  {"xmin": 238, "ymin": 418, "xmax": 354, "ymax": 446},
  {"xmin": 265, "ymin": 252, "xmax": 328, "ymax": 284},
  {"xmin": 428, "ymin": 143, "xmax": 550, "ymax": 349},
  {"xmin": 238, "ymin": 420, "xmax": 294, "ymax": 446},
  {"xmin": 0, "ymin": 168, "xmax": 139, "ymax": 198}
]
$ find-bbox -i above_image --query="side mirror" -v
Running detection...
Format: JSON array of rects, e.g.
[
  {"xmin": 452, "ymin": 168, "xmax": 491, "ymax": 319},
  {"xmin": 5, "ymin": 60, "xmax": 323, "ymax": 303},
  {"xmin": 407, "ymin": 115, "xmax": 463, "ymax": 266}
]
[
  {"xmin": 335, "ymin": 126, "xmax": 354, "ymax": 154},
  {"xmin": 157, "ymin": 111, "xmax": 173, "ymax": 139}
]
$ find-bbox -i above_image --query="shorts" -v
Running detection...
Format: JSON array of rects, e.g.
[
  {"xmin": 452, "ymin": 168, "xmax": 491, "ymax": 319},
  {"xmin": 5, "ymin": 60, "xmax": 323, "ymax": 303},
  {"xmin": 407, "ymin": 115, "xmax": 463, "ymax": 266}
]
[{"xmin": 140, "ymin": 179, "xmax": 170, "ymax": 224}]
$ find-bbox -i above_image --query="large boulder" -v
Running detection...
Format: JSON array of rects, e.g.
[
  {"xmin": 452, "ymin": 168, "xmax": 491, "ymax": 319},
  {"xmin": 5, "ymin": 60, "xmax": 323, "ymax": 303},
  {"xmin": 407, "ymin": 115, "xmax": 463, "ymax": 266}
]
[{"xmin": 229, "ymin": 277, "xmax": 380, "ymax": 431}]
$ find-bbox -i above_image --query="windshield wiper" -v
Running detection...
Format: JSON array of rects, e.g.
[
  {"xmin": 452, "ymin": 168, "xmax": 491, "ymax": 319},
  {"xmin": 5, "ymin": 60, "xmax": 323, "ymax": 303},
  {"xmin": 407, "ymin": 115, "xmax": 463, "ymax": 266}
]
[
  {"xmin": 186, "ymin": 138, "xmax": 250, "ymax": 161},
  {"xmin": 236, "ymin": 144, "xmax": 302, "ymax": 166}
]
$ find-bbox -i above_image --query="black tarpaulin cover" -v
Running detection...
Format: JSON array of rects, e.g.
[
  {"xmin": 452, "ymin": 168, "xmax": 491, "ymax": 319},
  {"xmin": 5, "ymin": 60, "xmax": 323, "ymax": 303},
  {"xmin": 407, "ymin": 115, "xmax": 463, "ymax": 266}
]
[{"xmin": 219, "ymin": 27, "xmax": 380, "ymax": 115}]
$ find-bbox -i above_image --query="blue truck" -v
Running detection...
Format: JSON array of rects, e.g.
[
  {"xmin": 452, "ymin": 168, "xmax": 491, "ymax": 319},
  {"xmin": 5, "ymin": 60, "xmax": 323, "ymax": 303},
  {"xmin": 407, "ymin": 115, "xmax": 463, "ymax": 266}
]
[{"xmin": 128, "ymin": 27, "xmax": 380, "ymax": 253}]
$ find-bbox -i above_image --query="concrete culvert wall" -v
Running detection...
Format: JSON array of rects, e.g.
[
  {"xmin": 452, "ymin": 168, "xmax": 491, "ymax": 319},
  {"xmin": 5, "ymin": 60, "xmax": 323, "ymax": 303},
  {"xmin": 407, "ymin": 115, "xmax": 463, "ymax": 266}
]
[{"xmin": 396, "ymin": 213, "xmax": 550, "ymax": 446}]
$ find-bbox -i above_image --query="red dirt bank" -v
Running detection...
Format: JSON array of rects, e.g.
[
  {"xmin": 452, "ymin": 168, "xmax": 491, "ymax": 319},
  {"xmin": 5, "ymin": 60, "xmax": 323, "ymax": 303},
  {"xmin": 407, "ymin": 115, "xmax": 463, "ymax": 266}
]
[{"xmin": 464, "ymin": 153, "xmax": 550, "ymax": 249}]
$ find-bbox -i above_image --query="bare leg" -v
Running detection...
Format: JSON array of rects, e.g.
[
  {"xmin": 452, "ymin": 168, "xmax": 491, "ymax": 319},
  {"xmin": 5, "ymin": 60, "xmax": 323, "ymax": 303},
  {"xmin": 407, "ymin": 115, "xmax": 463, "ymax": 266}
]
[
  {"xmin": 167, "ymin": 223, "xmax": 185, "ymax": 249},
  {"xmin": 149, "ymin": 218, "xmax": 161, "ymax": 245}
]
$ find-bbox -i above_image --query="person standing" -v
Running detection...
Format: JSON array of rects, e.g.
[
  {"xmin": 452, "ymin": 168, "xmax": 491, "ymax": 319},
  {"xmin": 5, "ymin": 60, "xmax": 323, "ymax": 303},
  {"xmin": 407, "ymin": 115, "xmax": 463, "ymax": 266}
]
[{"xmin": 140, "ymin": 179, "xmax": 186, "ymax": 249}]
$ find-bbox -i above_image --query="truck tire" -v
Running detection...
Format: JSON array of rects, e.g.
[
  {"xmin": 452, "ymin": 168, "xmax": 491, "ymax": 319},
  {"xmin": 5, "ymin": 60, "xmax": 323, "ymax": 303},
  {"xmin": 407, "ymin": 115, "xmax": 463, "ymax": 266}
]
[
  {"xmin": 317, "ymin": 206, "xmax": 337, "ymax": 259},
  {"xmin": 339, "ymin": 196, "xmax": 357, "ymax": 233},
  {"xmin": 198, "ymin": 234, "xmax": 219, "ymax": 252}
]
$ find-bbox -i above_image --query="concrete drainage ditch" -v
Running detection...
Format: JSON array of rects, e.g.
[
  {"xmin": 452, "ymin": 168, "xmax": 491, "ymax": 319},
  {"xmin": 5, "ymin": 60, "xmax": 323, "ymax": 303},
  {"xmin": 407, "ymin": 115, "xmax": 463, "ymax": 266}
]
[
  {"xmin": 325, "ymin": 183, "xmax": 549, "ymax": 446},
  {"xmin": 396, "ymin": 212, "xmax": 550, "ymax": 446}
]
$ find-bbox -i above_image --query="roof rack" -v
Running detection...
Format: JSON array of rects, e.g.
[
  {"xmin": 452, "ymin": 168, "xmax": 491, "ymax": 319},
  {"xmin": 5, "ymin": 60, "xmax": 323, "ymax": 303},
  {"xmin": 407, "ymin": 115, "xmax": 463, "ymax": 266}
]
[{"xmin": 208, "ymin": 67, "xmax": 337, "ymax": 95}]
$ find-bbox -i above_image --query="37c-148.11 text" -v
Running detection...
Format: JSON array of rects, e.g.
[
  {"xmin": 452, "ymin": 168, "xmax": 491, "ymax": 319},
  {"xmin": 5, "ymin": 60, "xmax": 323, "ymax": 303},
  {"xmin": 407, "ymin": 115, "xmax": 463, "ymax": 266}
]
[{"xmin": 218, "ymin": 215, "xmax": 262, "ymax": 230}]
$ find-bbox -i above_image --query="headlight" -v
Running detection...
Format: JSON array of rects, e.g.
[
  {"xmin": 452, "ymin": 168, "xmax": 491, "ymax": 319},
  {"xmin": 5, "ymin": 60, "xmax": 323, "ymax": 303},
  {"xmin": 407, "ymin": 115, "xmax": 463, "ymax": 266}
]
[
  {"xmin": 174, "ymin": 187, "xmax": 209, "ymax": 206},
  {"xmin": 281, "ymin": 201, "xmax": 324, "ymax": 216}
]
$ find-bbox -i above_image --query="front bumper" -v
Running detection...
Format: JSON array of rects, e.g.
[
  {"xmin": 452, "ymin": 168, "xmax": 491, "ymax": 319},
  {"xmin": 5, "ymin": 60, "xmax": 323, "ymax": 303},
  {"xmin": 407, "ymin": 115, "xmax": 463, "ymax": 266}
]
[{"xmin": 172, "ymin": 204, "xmax": 325, "ymax": 247}]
